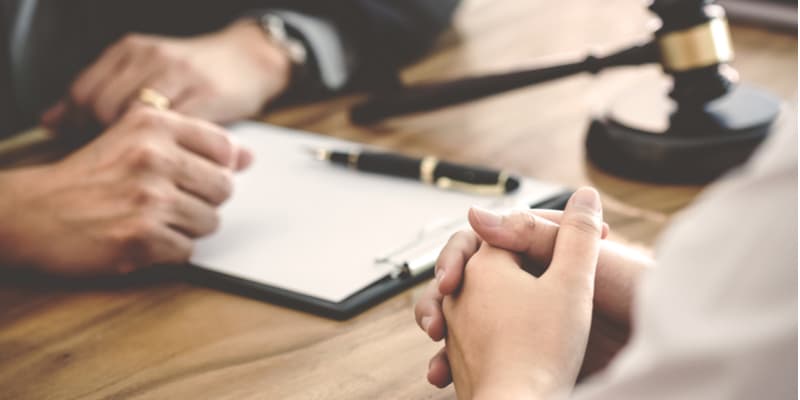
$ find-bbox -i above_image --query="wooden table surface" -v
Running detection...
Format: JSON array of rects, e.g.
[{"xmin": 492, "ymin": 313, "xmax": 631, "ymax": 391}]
[{"xmin": 1, "ymin": 1, "xmax": 796, "ymax": 399}]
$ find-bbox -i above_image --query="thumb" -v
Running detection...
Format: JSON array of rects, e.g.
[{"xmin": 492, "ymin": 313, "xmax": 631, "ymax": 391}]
[{"xmin": 547, "ymin": 187, "xmax": 603, "ymax": 288}]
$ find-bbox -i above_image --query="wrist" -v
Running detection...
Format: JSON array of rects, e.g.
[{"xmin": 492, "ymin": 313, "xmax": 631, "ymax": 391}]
[
  {"xmin": 473, "ymin": 367, "xmax": 567, "ymax": 400},
  {"xmin": 473, "ymin": 383, "xmax": 548, "ymax": 400},
  {"xmin": 225, "ymin": 20, "xmax": 293, "ymax": 97},
  {"xmin": 0, "ymin": 167, "xmax": 45, "ymax": 267},
  {"xmin": 595, "ymin": 240, "xmax": 652, "ymax": 324}
]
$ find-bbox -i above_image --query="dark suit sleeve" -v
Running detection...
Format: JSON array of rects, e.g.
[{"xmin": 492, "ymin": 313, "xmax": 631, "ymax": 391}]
[
  {"xmin": 348, "ymin": 0, "xmax": 461, "ymax": 68},
  {"xmin": 340, "ymin": 0, "xmax": 462, "ymax": 90},
  {"xmin": 1, "ymin": 0, "xmax": 461, "ymax": 133},
  {"xmin": 245, "ymin": 0, "xmax": 461, "ymax": 95}
]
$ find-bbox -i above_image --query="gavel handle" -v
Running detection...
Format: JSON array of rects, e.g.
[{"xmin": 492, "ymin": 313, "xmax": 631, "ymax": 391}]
[{"xmin": 351, "ymin": 41, "xmax": 659, "ymax": 125}]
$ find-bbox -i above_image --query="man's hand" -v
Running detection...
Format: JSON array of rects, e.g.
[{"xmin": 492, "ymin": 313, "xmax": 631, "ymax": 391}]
[
  {"xmin": 415, "ymin": 194, "xmax": 654, "ymax": 388},
  {"xmin": 42, "ymin": 20, "xmax": 291, "ymax": 131},
  {"xmin": 441, "ymin": 188, "xmax": 605, "ymax": 400},
  {"xmin": 0, "ymin": 107, "xmax": 252, "ymax": 275}
]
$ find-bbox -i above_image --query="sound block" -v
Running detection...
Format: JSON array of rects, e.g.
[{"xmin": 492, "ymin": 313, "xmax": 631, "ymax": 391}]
[{"xmin": 586, "ymin": 83, "xmax": 781, "ymax": 184}]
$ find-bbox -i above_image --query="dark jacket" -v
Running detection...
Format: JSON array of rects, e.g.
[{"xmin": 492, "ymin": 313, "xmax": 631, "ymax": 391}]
[{"xmin": 0, "ymin": 0, "xmax": 460, "ymax": 136}]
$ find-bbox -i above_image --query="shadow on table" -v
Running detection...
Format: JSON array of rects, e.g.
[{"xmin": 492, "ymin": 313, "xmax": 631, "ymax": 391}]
[{"xmin": 0, "ymin": 265, "xmax": 189, "ymax": 293}]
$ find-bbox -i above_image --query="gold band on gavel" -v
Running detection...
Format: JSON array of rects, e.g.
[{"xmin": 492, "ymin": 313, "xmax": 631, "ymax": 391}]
[
  {"xmin": 657, "ymin": 18, "xmax": 734, "ymax": 72},
  {"xmin": 420, "ymin": 156, "xmax": 439, "ymax": 185}
]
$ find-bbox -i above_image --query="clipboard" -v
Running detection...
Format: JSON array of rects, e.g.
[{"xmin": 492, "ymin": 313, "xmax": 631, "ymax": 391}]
[
  {"xmin": 188, "ymin": 191, "xmax": 571, "ymax": 320},
  {"xmin": 190, "ymin": 122, "xmax": 572, "ymax": 320}
]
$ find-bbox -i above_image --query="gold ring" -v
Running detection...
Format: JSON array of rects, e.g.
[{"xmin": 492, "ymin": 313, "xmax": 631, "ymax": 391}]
[{"xmin": 137, "ymin": 88, "xmax": 171, "ymax": 110}]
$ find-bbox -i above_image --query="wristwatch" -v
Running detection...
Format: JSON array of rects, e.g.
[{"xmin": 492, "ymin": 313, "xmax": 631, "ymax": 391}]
[{"xmin": 257, "ymin": 12, "xmax": 308, "ymax": 69}]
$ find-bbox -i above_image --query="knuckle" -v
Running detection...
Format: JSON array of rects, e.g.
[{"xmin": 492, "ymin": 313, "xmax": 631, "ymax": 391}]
[
  {"xmin": 127, "ymin": 142, "xmax": 165, "ymax": 171},
  {"xmin": 511, "ymin": 210, "xmax": 537, "ymax": 233},
  {"xmin": 148, "ymin": 43, "xmax": 171, "ymax": 61},
  {"xmin": 120, "ymin": 33, "xmax": 145, "ymax": 48},
  {"xmin": 172, "ymin": 57, "xmax": 193, "ymax": 74},
  {"xmin": 68, "ymin": 85, "xmax": 85, "ymax": 106},
  {"xmin": 131, "ymin": 181, "xmax": 166, "ymax": 209},
  {"xmin": 115, "ymin": 218, "xmax": 157, "ymax": 254},
  {"xmin": 194, "ymin": 76, "xmax": 221, "ymax": 98}
]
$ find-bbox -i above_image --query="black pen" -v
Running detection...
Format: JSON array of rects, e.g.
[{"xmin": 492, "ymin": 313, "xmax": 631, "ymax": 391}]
[{"xmin": 311, "ymin": 148, "xmax": 520, "ymax": 195}]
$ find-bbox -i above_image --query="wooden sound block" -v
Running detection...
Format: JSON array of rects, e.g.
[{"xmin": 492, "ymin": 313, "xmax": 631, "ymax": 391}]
[{"xmin": 586, "ymin": 83, "xmax": 781, "ymax": 184}]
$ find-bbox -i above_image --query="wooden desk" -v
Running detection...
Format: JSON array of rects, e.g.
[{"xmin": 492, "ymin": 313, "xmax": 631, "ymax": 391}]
[{"xmin": 1, "ymin": 1, "xmax": 796, "ymax": 399}]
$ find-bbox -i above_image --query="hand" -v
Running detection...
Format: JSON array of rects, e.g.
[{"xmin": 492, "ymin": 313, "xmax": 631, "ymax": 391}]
[
  {"xmin": 415, "ymin": 194, "xmax": 653, "ymax": 388},
  {"xmin": 42, "ymin": 20, "xmax": 291, "ymax": 131},
  {"xmin": 0, "ymin": 107, "xmax": 252, "ymax": 275},
  {"xmin": 441, "ymin": 188, "xmax": 605, "ymax": 400}
]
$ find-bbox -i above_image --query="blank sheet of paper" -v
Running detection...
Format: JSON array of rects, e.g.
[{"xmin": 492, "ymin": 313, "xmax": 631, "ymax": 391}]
[{"xmin": 192, "ymin": 122, "xmax": 564, "ymax": 303}]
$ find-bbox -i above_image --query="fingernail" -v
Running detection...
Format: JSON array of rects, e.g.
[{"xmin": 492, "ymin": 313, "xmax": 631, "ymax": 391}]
[
  {"xmin": 421, "ymin": 316, "xmax": 432, "ymax": 334},
  {"xmin": 471, "ymin": 206, "xmax": 502, "ymax": 227},
  {"xmin": 435, "ymin": 268, "xmax": 445, "ymax": 284},
  {"xmin": 572, "ymin": 187, "xmax": 600, "ymax": 211}
]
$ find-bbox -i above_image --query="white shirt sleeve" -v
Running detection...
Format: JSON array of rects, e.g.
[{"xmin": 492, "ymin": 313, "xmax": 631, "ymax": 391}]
[{"xmin": 573, "ymin": 110, "xmax": 798, "ymax": 400}]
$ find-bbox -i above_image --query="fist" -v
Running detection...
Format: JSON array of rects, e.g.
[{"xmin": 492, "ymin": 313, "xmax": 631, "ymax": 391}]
[{"xmin": 0, "ymin": 107, "xmax": 252, "ymax": 275}]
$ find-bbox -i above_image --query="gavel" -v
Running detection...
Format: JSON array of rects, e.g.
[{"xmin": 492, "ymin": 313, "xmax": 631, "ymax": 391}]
[{"xmin": 352, "ymin": 0, "xmax": 781, "ymax": 184}]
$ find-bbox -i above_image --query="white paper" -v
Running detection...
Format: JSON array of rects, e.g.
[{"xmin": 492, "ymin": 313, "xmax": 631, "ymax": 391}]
[{"xmin": 192, "ymin": 122, "xmax": 565, "ymax": 303}]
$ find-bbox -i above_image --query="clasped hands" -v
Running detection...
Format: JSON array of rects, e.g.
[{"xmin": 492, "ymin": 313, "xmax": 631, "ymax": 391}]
[{"xmin": 414, "ymin": 188, "xmax": 652, "ymax": 400}]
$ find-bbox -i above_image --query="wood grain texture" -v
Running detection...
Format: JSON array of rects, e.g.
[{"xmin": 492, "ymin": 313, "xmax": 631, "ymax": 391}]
[{"xmin": 0, "ymin": 1, "xmax": 796, "ymax": 399}]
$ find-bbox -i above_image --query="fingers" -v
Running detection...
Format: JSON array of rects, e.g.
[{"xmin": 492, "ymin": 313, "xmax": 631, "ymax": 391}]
[
  {"xmin": 427, "ymin": 347, "xmax": 452, "ymax": 388},
  {"xmin": 468, "ymin": 207, "xmax": 609, "ymax": 268},
  {"xmin": 435, "ymin": 230, "xmax": 481, "ymax": 296},
  {"xmin": 52, "ymin": 33, "xmax": 200, "ymax": 129},
  {"xmin": 415, "ymin": 280, "xmax": 447, "ymax": 341},
  {"xmin": 234, "ymin": 146, "xmax": 254, "ymax": 171},
  {"xmin": 123, "ymin": 107, "xmax": 251, "ymax": 172},
  {"xmin": 117, "ymin": 221, "xmax": 194, "ymax": 274},
  {"xmin": 93, "ymin": 60, "xmax": 160, "ymax": 124},
  {"xmin": 144, "ymin": 224, "xmax": 194, "ymax": 267},
  {"xmin": 166, "ymin": 188, "xmax": 221, "ymax": 238},
  {"xmin": 548, "ymin": 187, "xmax": 604, "ymax": 287},
  {"xmin": 469, "ymin": 207, "xmax": 561, "ymax": 264},
  {"xmin": 69, "ymin": 40, "xmax": 130, "ymax": 112},
  {"xmin": 41, "ymin": 101, "xmax": 67, "ymax": 130},
  {"xmin": 531, "ymin": 209, "xmax": 610, "ymax": 239},
  {"xmin": 170, "ymin": 117, "xmax": 242, "ymax": 169},
  {"xmin": 172, "ymin": 149, "xmax": 235, "ymax": 206},
  {"xmin": 470, "ymin": 241, "xmax": 524, "ymax": 271}
]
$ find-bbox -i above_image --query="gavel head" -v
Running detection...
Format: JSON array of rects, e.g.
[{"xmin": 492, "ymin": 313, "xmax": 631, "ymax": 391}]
[{"xmin": 649, "ymin": 0, "xmax": 738, "ymax": 106}]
